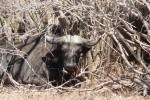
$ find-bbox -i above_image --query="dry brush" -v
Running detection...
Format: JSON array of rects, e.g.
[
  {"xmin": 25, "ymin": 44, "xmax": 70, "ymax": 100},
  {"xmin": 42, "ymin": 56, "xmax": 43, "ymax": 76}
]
[{"xmin": 0, "ymin": 0, "xmax": 149, "ymax": 96}]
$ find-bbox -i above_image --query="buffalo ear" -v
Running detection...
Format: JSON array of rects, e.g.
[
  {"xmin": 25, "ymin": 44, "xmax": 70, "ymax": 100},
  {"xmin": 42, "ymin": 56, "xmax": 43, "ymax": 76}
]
[
  {"xmin": 42, "ymin": 53, "xmax": 53, "ymax": 63},
  {"xmin": 42, "ymin": 57, "xmax": 46, "ymax": 63},
  {"xmin": 82, "ymin": 46, "xmax": 91, "ymax": 57}
]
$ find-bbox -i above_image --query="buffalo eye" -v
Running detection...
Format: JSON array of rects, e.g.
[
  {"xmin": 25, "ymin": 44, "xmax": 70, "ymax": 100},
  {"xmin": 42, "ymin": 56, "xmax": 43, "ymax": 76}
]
[{"xmin": 79, "ymin": 48, "xmax": 82, "ymax": 52}]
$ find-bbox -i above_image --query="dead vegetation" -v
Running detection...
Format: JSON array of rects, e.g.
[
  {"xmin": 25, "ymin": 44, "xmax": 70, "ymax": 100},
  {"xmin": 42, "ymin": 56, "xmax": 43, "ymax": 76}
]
[
  {"xmin": 0, "ymin": 86, "xmax": 149, "ymax": 100},
  {"xmin": 0, "ymin": 0, "xmax": 150, "ymax": 99}
]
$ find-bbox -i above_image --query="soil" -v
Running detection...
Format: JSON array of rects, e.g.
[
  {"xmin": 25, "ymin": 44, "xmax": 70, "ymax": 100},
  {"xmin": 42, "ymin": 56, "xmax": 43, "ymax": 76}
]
[{"xmin": 0, "ymin": 86, "xmax": 149, "ymax": 100}]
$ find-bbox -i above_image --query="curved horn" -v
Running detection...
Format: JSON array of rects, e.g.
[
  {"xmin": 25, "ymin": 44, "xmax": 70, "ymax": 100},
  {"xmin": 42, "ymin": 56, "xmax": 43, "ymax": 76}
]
[
  {"xmin": 81, "ymin": 37, "xmax": 101, "ymax": 48},
  {"xmin": 45, "ymin": 34, "xmax": 65, "ymax": 44},
  {"xmin": 46, "ymin": 34, "xmax": 101, "ymax": 47}
]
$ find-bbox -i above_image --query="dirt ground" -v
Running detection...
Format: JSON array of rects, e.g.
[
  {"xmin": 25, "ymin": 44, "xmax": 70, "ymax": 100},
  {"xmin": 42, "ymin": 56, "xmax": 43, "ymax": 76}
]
[{"xmin": 0, "ymin": 86, "xmax": 149, "ymax": 100}]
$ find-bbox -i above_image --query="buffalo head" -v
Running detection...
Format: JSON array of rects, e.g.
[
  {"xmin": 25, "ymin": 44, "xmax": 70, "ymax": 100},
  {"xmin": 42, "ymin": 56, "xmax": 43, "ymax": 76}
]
[{"xmin": 45, "ymin": 35, "xmax": 100, "ymax": 72}]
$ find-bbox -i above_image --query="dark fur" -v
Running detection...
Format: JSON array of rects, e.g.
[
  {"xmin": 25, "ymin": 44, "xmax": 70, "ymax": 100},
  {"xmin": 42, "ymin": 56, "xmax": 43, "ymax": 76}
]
[{"xmin": 0, "ymin": 25, "xmax": 91, "ymax": 87}]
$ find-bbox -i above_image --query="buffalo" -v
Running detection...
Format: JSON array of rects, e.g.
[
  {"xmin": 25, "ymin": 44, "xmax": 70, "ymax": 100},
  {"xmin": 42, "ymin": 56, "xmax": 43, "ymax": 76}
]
[{"xmin": 0, "ymin": 28, "xmax": 100, "ymax": 87}]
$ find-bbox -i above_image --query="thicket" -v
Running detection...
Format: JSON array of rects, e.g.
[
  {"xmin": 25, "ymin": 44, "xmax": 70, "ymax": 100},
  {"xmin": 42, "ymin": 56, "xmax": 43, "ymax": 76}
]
[{"xmin": 0, "ymin": 0, "xmax": 149, "ymax": 96}]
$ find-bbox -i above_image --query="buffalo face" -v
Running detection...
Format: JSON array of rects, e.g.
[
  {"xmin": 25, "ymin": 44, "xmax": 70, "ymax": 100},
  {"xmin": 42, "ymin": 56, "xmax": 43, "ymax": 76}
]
[
  {"xmin": 46, "ymin": 35, "xmax": 100, "ymax": 73},
  {"xmin": 61, "ymin": 43, "xmax": 85, "ymax": 72}
]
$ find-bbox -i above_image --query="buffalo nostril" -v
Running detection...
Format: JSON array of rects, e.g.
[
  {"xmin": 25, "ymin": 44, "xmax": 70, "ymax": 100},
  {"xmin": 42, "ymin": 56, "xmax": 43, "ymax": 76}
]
[{"xmin": 64, "ymin": 65, "xmax": 77, "ymax": 72}]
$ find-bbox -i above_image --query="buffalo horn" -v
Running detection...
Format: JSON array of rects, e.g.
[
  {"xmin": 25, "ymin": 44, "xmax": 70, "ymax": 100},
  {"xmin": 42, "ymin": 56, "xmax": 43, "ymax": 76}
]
[
  {"xmin": 46, "ymin": 34, "xmax": 100, "ymax": 47},
  {"xmin": 81, "ymin": 37, "xmax": 100, "ymax": 48},
  {"xmin": 45, "ymin": 35, "xmax": 64, "ymax": 44}
]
